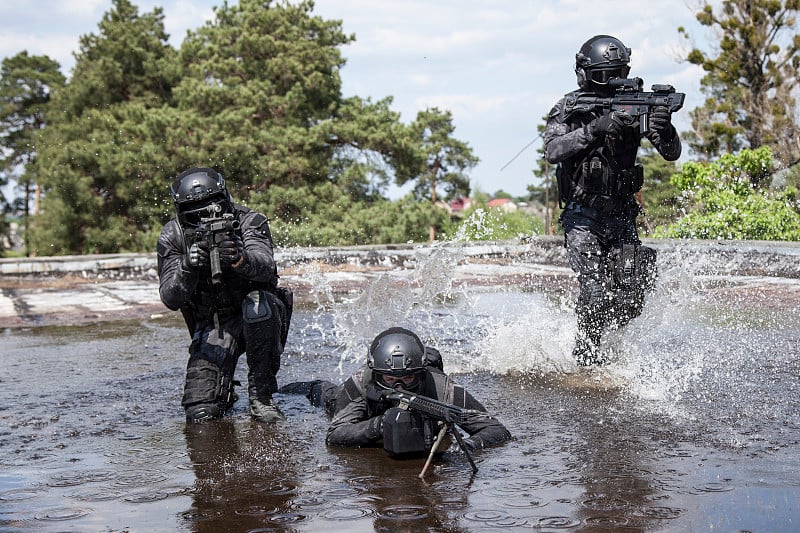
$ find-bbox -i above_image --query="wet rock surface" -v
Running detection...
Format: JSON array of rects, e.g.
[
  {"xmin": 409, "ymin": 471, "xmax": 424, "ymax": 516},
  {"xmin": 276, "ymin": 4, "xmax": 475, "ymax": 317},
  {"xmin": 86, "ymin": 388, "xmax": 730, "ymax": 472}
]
[
  {"xmin": 2, "ymin": 237, "xmax": 799, "ymax": 328},
  {"xmin": 1, "ymin": 238, "xmax": 799, "ymax": 531}
]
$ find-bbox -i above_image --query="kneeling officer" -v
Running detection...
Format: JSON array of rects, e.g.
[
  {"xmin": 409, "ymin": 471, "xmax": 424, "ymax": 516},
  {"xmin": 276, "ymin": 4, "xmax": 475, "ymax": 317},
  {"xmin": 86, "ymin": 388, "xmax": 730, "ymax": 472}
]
[{"xmin": 157, "ymin": 167, "xmax": 292, "ymax": 423}]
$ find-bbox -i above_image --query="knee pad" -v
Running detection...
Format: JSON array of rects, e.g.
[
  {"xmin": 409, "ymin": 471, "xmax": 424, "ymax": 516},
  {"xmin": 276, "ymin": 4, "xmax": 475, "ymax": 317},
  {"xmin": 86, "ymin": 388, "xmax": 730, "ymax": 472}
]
[
  {"xmin": 182, "ymin": 358, "xmax": 237, "ymax": 422},
  {"xmin": 577, "ymin": 277, "xmax": 610, "ymax": 316},
  {"xmin": 637, "ymin": 245, "xmax": 658, "ymax": 291},
  {"xmin": 243, "ymin": 290, "xmax": 286, "ymax": 349}
]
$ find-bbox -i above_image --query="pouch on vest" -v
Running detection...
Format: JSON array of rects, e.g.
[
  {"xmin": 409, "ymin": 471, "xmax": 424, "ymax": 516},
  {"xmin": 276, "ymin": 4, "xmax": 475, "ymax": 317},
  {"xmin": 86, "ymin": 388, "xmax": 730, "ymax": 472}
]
[{"xmin": 616, "ymin": 165, "xmax": 644, "ymax": 196}]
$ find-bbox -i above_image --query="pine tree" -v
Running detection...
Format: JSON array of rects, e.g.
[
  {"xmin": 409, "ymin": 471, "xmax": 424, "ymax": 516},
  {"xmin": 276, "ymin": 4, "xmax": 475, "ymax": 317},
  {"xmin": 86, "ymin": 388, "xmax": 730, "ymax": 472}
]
[
  {"xmin": 680, "ymin": 0, "xmax": 800, "ymax": 181},
  {"xmin": 0, "ymin": 52, "xmax": 65, "ymax": 255},
  {"xmin": 30, "ymin": 0, "xmax": 178, "ymax": 254}
]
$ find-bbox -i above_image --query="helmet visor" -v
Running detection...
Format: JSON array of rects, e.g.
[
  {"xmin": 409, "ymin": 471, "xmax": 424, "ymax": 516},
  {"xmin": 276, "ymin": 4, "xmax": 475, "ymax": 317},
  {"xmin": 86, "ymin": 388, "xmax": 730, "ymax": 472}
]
[
  {"xmin": 589, "ymin": 66, "xmax": 630, "ymax": 85},
  {"xmin": 178, "ymin": 199, "xmax": 225, "ymax": 227}
]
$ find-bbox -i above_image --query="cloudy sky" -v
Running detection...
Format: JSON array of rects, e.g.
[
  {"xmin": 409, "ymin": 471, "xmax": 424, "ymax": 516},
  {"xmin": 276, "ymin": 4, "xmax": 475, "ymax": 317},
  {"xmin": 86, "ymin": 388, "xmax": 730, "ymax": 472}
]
[{"xmin": 0, "ymin": 0, "xmax": 713, "ymax": 198}]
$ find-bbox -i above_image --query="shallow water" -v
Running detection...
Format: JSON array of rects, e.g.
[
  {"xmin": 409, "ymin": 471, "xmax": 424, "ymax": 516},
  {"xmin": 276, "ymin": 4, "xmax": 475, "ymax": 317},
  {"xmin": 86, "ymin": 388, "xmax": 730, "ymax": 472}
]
[{"xmin": 2, "ymin": 245, "xmax": 800, "ymax": 532}]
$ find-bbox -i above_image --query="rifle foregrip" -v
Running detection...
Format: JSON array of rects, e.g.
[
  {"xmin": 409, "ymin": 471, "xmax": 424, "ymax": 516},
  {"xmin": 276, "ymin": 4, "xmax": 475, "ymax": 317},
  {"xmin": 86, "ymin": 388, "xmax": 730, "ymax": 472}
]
[{"xmin": 210, "ymin": 247, "xmax": 222, "ymax": 281}]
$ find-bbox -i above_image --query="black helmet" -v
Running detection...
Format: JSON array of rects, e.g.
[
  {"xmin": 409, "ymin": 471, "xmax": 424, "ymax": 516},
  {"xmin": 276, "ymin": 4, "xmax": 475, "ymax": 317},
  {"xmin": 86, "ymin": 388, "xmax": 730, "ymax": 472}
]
[
  {"xmin": 170, "ymin": 167, "xmax": 233, "ymax": 227},
  {"xmin": 575, "ymin": 35, "xmax": 631, "ymax": 92},
  {"xmin": 368, "ymin": 328, "xmax": 426, "ymax": 389}
]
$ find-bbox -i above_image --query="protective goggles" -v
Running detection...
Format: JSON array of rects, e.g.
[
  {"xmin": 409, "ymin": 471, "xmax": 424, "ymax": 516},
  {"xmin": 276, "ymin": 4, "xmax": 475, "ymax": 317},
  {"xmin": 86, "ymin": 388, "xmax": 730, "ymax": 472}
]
[
  {"xmin": 376, "ymin": 372, "xmax": 422, "ymax": 389},
  {"xmin": 589, "ymin": 66, "xmax": 630, "ymax": 84}
]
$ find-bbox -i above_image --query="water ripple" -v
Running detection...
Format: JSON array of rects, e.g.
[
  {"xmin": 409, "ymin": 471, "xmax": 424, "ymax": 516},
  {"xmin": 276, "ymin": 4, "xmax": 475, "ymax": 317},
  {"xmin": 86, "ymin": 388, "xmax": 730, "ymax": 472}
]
[
  {"xmin": 694, "ymin": 481, "xmax": 735, "ymax": 493},
  {"xmin": 321, "ymin": 507, "xmax": 374, "ymax": 520},
  {"xmin": 584, "ymin": 515, "xmax": 631, "ymax": 527},
  {"xmin": 338, "ymin": 494, "xmax": 383, "ymax": 508},
  {"xmin": 266, "ymin": 512, "xmax": 306, "ymax": 524},
  {"xmin": 0, "ymin": 488, "xmax": 42, "ymax": 501},
  {"xmin": 288, "ymin": 495, "xmax": 328, "ymax": 510},
  {"xmin": 581, "ymin": 495, "xmax": 631, "ymax": 511},
  {"xmin": 480, "ymin": 476, "xmax": 545, "ymax": 497},
  {"xmin": 33, "ymin": 507, "xmax": 91, "ymax": 521},
  {"xmin": 463, "ymin": 509, "xmax": 510, "ymax": 523},
  {"xmin": 533, "ymin": 515, "xmax": 582, "ymax": 528},
  {"xmin": 104, "ymin": 447, "xmax": 183, "ymax": 465},
  {"xmin": 635, "ymin": 506, "xmax": 686, "ymax": 519},
  {"xmin": 321, "ymin": 485, "xmax": 364, "ymax": 500},
  {"xmin": 498, "ymin": 497, "xmax": 548, "ymax": 509},
  {"xmin": 70, "ymin": 487, "xmax": 127, "ymax": 501},
  {"xmin": 122, "ymin": 491, "xmax": 173, "ymax": 503},
  {"xmin": 254, "ymin": 479, "xmax": 296, "ymax": 496},
  {"xmin": 112, "ymin": 471, "xmax": 168, "ymax": 487},
  {"xmin": 47, "ymin": 469, "xmax": 116, "ymax": 487},
  {"xmin": 378, "ymin": 504, "xmax": 429, "ymax": 520}
]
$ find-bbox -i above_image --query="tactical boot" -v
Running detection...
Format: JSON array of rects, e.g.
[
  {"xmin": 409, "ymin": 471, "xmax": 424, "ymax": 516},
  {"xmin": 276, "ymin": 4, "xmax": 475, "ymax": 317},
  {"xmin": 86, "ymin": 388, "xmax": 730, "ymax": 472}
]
[
  {"xmin": 185, "ymin": 403, "xmax": 223, "ymax": 423},
  {"xmin": 250, "ymin": 396, "xmax": 285, "ymax": 423}
]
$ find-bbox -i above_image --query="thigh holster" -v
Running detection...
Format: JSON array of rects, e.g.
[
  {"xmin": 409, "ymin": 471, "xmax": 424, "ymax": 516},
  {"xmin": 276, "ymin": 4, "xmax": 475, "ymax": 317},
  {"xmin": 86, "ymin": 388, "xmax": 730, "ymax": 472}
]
[
  {"xmin": 611, "ymin": 244, "xmax": 658, "ymax": 324},
  {"xmin": 613, "ymin": 244, "xmax": 657, "ymax": 291}
]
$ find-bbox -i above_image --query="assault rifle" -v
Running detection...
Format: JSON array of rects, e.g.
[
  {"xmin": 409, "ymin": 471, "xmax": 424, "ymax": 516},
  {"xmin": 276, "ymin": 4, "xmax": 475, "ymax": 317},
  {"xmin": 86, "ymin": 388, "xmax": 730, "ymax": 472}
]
[
  {"xmin": 382, "ymin": 388, "xmax": 480, "ymax": 478},
  {"xmin": 195, "ymin": 203, "xmax": 241, "ymax": 286},
  {"xmin": 564, "ymin": 77, "xmax": 685, "ymax": 134}
]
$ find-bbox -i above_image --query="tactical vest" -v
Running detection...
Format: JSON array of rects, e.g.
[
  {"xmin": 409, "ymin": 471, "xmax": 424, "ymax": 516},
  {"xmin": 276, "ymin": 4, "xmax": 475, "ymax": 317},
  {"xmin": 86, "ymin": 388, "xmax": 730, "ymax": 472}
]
[{"xmin": 557, "ymin": 91, "xmax": 644, "ymax": 212}]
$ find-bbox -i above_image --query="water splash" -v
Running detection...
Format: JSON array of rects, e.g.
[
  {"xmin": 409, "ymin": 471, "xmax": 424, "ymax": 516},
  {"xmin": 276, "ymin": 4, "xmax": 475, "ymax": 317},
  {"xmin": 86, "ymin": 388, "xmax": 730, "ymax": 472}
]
[
  {"xmin": 460, "ymin": 293, "xmax": 576, "ymax": 375},
  {"xmin": 449, "ymin": 208, "xmax": 502, "ymax": 242},
  {"xmin": 330, "ymin": 240, "xmax": 473, "ymax": 370},
  {"xmin": 315, "ymin": 214, "xmax": 799, "ymax": 436},
  {"xmin": 329, "ymin": 209, "xmax": 513, "ymax": 360}
]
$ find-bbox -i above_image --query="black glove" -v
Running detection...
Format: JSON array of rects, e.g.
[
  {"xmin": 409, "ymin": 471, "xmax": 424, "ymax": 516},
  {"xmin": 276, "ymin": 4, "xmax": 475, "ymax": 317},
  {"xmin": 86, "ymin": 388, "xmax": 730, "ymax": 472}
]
[
  {"xmin": 218, "ymin": 234, "xmax": 244, "ymax": 266},
  {"xmin": 649, "ymin": 105, "xmax": 674, "ymax": 142},
  {"xmin": 462, "ymin": 436, "xmax": 483, "ymax": 452},
  {"xmin": 367, "ymin": 414, "xmax": 384, "ymax": 440},
  {"xmin": 591, "ymin": 111, "xmax": 630, "ymax": 139},
  {"xmin": 182, "ymin": 241, "xmax": 209, "ymax": 270}
]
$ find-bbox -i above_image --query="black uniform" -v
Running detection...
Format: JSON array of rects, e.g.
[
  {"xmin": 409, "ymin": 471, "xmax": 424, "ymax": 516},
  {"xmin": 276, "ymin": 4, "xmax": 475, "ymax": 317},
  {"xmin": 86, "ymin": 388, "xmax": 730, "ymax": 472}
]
[
  {"xmin": 323, "ymin": 365, "xmax": 511, "ymax": 450},
  {"xmin": 543, "ymin": 89, "xmax": 680, "ymax": 363},
  {"xmin": 157, "ymin": 204, "xmax": 290, "ymax": 420}
]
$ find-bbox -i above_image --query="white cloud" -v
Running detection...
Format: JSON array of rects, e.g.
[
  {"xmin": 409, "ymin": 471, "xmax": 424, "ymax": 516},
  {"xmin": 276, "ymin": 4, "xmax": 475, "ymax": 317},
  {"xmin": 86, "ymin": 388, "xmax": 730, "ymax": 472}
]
[
  {"xmin": 410, "ymin": 73, "xmax": 432, "ymax": 87},
  {"xmin": 0, "ymin": 32, "xmax": 80, "ymax": 73},
  {"xmin": 414, "ymin": 92, "xmax": 522, "ymax": 121}
]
